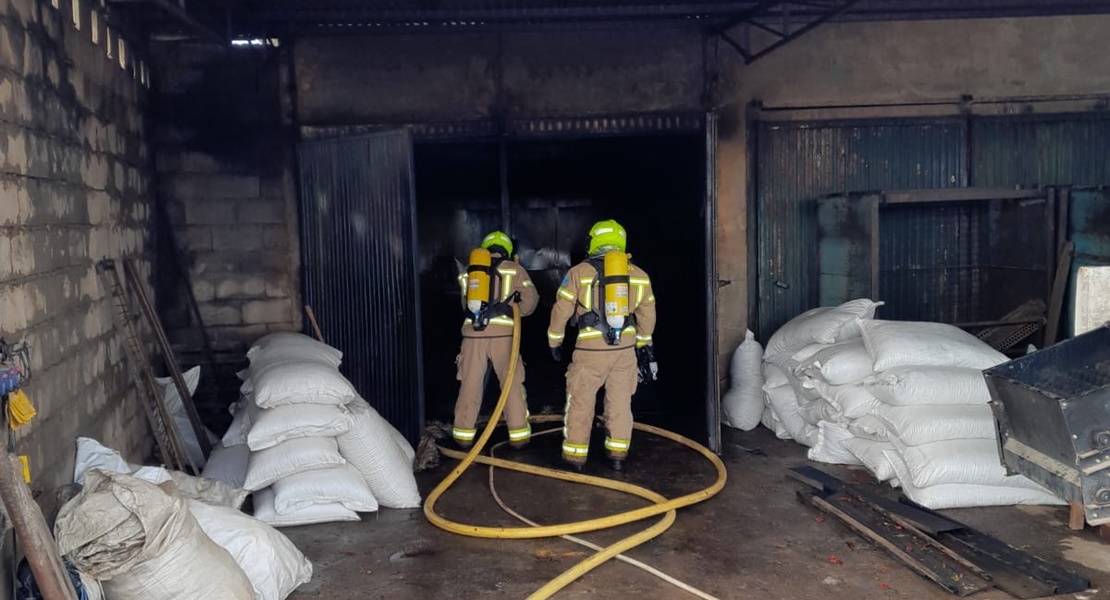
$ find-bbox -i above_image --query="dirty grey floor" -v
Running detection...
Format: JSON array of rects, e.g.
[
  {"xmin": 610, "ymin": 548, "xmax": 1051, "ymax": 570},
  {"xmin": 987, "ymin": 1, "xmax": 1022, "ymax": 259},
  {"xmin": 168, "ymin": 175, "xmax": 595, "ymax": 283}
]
[{"xmin": 286, "ymin": 425, "xmax": 1109, "ymax": 600}]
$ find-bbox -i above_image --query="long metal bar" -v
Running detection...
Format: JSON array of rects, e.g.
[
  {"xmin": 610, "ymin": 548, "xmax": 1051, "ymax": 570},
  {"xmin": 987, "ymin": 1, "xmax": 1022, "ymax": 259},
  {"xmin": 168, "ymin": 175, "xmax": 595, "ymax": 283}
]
[
  {"xmin": 0, "ymin": 456, "xmax": 78, "ymax": 600},
  {"xmin": 704, "ymin": 112, "xmax": 720, "ymax": 454},
  {"xmin": 98, "ymin": 260, "xmax": 187, "ymax": 472},
  {"xmin": 123, "ymin": 259, "xmax": 211, "ymax": 459},
  {"xmin": 882, "ymin": 188, "xmax": 1044, "ymax": 204}
]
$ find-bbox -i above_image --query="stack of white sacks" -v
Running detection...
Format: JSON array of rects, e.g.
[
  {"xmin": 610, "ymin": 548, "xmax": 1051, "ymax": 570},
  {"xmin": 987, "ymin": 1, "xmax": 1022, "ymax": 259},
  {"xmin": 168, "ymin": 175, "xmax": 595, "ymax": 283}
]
[
  {"xmin": 203, "ymin": 332, "xmax": 421, "ymax": 527},
  {"xmin": 723, "ymin": 299, "xmax": 1064, "ymax": 510}
]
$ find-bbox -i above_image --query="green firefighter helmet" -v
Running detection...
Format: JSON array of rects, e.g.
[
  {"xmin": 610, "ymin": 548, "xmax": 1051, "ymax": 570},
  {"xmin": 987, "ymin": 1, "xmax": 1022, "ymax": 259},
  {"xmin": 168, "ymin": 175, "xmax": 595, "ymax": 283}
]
[
  {"xmin": 587, "ymin": 220, "xmax": 627, "ymax": 255},
  {"xmin": 481, "ymin": 231, "xmax": 513, "ymax": 257}
]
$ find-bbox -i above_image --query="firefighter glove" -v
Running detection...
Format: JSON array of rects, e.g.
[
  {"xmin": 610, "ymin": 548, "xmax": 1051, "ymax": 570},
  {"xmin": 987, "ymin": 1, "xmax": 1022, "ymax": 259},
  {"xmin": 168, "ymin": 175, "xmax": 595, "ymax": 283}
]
[
  {"xmin": 551, "ymin": 347, "xmax": 563, "ymax": 363},
  {"xmin": 637, "ymin": 345, "xmax": 658, "ymax": 384}
]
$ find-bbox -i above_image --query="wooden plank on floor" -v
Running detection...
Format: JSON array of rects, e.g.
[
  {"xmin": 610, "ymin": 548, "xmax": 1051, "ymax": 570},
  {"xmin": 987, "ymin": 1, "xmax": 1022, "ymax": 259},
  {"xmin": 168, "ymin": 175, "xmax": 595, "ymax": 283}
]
[
  {"xmin": 806, "ymin": 491, "xmax": 993, "ymax": 596},
  {"xmin": 1070, "ymin": 502, "xmax": 1086, "ymax": 531}
]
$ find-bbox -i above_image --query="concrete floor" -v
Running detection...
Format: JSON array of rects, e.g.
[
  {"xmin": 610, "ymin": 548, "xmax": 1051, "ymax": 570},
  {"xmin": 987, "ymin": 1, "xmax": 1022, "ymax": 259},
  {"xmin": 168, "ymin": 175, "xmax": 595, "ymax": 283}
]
[{"xmin": 286, "ymin": 425, "xmax": 1110, "ymax": 600}]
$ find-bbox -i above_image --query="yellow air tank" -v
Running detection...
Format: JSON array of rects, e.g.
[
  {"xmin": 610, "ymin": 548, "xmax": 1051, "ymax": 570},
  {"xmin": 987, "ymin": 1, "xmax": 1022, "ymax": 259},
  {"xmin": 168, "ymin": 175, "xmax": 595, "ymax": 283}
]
[
  {"xmin": 467, "ymin": 248, "xmax": 492, "ymax": 314},
  {"xmin": 603, "ymin": 250, "xmax": 630, "ymax": 331}
]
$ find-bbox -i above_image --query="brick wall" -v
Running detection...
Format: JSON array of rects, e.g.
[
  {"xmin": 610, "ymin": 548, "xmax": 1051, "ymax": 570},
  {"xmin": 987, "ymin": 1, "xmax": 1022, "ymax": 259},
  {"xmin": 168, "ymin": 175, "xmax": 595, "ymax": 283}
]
[
  {"xmin": 0, "ymin": 0, "xmax": 153, "ymax": 499},
  {"xmin": 151, "ymin": 43, "xmax": 298, "ymax": 423}
]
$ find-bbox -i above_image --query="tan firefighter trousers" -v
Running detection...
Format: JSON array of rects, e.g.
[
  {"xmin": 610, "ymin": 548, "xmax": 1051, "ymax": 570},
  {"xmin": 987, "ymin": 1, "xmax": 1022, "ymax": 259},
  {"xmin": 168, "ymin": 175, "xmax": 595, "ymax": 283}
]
[
  {"xmin": 562, "ymin": 347, "xmax": 638, "ymax": 464},
  {"xmin": 453, "ymin": 336, "xmax": 531, "ymax": 446}
]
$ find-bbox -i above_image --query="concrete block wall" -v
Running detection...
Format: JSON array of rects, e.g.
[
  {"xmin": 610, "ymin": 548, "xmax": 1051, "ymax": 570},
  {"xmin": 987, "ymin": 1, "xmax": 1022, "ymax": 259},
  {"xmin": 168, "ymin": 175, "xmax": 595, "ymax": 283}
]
[
  {"xmin": 151, "ymin": 43, "xmax": 298, "ymax": 422},
  {"xmin": 0, "ymin": 0, "xmax": 153, "ymax": 498}
]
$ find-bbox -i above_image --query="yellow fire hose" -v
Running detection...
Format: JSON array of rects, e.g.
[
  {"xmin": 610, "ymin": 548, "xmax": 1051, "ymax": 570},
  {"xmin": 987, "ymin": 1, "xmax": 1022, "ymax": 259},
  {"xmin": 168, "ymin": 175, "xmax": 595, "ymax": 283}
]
[{"xmin": 424, "ymin": 306, "xmax": 729, "ymax": 599}]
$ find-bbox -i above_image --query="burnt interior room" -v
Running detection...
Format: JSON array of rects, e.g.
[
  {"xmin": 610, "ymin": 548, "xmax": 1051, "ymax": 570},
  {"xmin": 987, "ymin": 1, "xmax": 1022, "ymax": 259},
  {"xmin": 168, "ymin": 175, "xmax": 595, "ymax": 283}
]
[{"xmin": 417, "ymin": 133, "xmax": 709, "ymax": 442}]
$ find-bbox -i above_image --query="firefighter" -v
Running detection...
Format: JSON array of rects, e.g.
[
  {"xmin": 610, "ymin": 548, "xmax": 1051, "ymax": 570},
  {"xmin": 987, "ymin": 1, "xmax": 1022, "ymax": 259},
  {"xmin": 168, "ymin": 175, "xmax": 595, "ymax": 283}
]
[
  {"xmin": 453, "ymin": 231, "xmax": 539, "ymax": 450},
  {"xmin": 547, "ymin": 220, "xmax": 657, "ymax": 471}
]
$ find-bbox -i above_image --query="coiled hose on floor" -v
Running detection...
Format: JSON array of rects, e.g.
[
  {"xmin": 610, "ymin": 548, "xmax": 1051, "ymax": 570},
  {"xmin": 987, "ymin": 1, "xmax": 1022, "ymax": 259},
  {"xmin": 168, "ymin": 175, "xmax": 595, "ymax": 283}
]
[{"xmin": 424, "ymin": 307, "xmax": 728, "ymax": 599}]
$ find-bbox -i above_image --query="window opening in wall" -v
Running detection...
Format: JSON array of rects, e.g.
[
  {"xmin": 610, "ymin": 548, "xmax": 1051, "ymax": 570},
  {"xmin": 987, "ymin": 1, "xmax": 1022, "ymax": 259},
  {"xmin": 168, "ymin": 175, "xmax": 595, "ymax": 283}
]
[
  {"xmin": 118, "ymin": 38, "xmax": 126, "ymax": 69},
  {"xmin": 72, "ymin": 0, "xmax": 81, "ymax": 29},
  {"xmin": 90, "ymin": 10, "xmax": 99, "ymax": 44}
]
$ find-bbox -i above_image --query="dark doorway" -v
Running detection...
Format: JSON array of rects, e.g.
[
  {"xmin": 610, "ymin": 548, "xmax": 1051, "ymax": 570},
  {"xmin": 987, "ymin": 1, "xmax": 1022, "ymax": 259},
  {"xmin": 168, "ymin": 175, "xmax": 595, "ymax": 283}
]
[{"xmin": 415, "ymin": 133, "xmax": 710, "ymax": 443}]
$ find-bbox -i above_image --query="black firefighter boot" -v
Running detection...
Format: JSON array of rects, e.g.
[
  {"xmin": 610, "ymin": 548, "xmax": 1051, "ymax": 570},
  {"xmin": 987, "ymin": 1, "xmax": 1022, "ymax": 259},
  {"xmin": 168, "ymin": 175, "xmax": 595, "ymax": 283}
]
[{"xmin": 607, "ymin": 454, "xmax": 626, "ymax": 472}]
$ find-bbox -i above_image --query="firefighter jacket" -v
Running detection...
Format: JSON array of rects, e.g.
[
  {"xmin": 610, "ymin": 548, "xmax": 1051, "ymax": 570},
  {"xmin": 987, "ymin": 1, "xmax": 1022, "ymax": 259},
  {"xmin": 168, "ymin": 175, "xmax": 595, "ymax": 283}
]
[
  {"xmin": 458, "ymin": 258, "xmax": 538, "ymax": 338},
  {"xmin": 547, "ymin": 260, "xmax": 656, "ymax": 351}
]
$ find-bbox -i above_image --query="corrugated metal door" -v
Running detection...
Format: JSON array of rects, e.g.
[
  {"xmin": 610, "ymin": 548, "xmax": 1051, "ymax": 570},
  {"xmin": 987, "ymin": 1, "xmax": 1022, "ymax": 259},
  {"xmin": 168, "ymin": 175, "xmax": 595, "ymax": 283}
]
[
  {"xmin": 298, "ymin": 130, "xmax": 425, "ymax": 444},
  {"xmin": 755, "ymin": 119, "xmax": 966, "ymax": 338},
  {"xmin": 972, "ymin": 114, "xmax": 1110, "ymax": 187}
]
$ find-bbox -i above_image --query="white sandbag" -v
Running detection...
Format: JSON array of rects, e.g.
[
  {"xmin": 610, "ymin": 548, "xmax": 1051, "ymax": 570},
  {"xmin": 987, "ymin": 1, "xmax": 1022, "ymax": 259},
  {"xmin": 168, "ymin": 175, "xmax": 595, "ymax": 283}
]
[
  {"xmin": 865, "ymin": 367, "xmax": 992, "ymax": 406},
  {"xmin": 389, "ymin": 427, "xmax": 417, "ymax": 463},
  {"xmin": 788, "ymin": 343, "xmax": 829, "ymax": 366},
  {"xmin": 253, "ymin": 488, "xmax": 359, "ymax": 528},
  {"xmin": 795, "ymin": 339, "xmax": 873, "ymax": 385},
  {"xmin": 764, "ymin": 299, "xmax": 883, "ymax": 365},
  {"xmin": 338, "ymin": 399, "xmax": 422, "ymax": 509},
  {"xmin": 223, "ymin": 401, "xmax": 253, "ymax": 447},
  {"xmin": 789, "ymin": 373, "xmax": 822, "ymax": 402},
  {"xmin": 74, "ymin": 438, "xmax": 132, "ymax": 484},
  {"xmin": 760, "ymin": 407, "xmax": 793, "ymax": 440},
  {"xmin": 807, "ymin": 421, "xmax": 862, "ymax": 465},
  {"xmin": 243, "ymin": 437, "xmax": 346, "ymax": 492},
  {"xmin": 247, "ymin": 404, "xmax": 353, "ymax": 451},
  {"xmin": 843, "ymin": 438, "xmax": 897, "ymax": 482},
  {"xmin": 55, "ymin": 471, "xmax": 253, "ymax": 600},
  {"xmin": 272, "ymin": 464, "xmax": 378, "ymax": 515},
  {"xmin": 890, "ymin": 437, "xmax": 1045, "ymax": 489},
  {"xmin": 202, "ymin": 443, "xmax": 251, "ymax": 489},
  {"xmin": 251, "ymin": 361, "xmax": 358, "ymax": 408},
  {"xmin": 876, "ymin": 404, "xmax": 996, "ymax": 446},
  {"xmin": 861, "ymin": 320, "xmax": 1009, "ymax": 372},
  {"xmin": 814, "ymin": 381, "xmax": 882, "ymax": 420},
  {"xmin": 248, "ymin": 332, "xmax": 343, "ymax": 369},
  {"xmin": 799, "ymin": 398, "xmax": 842, "ymax": 426},
  {"xmin": 722, "ymin": 330, "xmax": 766, "ymax": 431},
  {"xmin": 132, "ymin": 466, "xmax": 249, "ymax": 510},
  {"xmin": 763, "ymin": 362, "xmax": 790, "ymax": 389},
  {"xmin": 188, "ymin": 500, "xmax": 313, "ymax": 600},
  {"xmin": 847, "ymin": 415, "xmax": 889, "ymax": 441},
  {"xmin": 765, "ymin": 384, "xmax": 809, "ymax": 443},
  {"xmin": 156, "ymin": 365, "xmax": 216, "ymax": 470},
  {"xmin": 884, "ymin": 451, "xmax": 1064, "ymax": 509}
]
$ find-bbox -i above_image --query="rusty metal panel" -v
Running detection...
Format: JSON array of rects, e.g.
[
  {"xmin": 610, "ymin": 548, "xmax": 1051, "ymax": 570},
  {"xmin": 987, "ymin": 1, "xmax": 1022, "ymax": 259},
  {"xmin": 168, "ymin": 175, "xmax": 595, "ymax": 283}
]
[
  {"xmin": 755, "ymin": 118, "xmax": 966, "ymax": 338},
  {"xmin": 972, "ymin": 114, "xmax": 1110, "ymax": 187},
  {"xmin": 298, "ymin": 130, "xmax": 425, "ymax": 444}
]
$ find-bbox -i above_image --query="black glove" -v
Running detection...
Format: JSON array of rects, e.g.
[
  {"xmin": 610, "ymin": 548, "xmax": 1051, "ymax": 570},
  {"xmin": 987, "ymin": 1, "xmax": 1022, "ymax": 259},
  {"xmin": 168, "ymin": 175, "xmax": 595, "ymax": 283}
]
[
  {"xmin": 637, "ymin": 346, "xmax": 658, "ymax": 384},
  {"xmin": 551, "ymin": 347, "xmax": 563, "ymax": 363}
]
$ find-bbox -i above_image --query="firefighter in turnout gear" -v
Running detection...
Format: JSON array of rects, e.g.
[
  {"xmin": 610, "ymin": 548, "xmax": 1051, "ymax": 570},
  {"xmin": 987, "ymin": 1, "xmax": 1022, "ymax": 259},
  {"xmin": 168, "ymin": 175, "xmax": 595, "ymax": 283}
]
[
  {"xmin": 453, "ymin": 231, "xmax": 539, "ymax": 450},
  {"xmin": 547, "ymin": 220, "xmax": 657, "ymax": 471}
]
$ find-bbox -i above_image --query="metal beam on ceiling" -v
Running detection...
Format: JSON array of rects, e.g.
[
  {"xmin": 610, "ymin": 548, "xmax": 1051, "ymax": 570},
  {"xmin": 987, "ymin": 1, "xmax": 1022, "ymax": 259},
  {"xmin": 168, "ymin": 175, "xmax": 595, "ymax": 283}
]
[{"xmin": 716, "ymin": 0, "xmax": 860, "ymax": 64}]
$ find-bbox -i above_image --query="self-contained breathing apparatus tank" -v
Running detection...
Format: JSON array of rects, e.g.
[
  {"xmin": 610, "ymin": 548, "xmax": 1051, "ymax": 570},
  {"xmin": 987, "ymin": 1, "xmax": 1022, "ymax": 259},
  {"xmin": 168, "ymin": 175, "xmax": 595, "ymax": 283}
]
[
  {"xmin": 601, "ymin": 250, "xmax": 630, "ymax": 345},
  {"xmin": 466, "ymin": 248, "xmax": 493, "ymax": 329}
]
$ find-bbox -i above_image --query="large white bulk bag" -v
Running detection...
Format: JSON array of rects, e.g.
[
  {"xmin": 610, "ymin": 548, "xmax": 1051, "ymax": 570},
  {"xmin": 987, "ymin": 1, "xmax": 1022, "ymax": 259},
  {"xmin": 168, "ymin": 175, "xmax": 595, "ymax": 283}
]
[
  {"xmin": 74, "ymin": 438, "xmax": 132, "ymax": 484},
  {"xmin": 843, "ymin": 438, "xmax": 898, "ymax": 483},
  {"xmin": 794, "ymin": 339, "xmax": 874, "ymax": 385},
  {"xmin": 271, "ymin": 464, "xmax": 378, "ymax": 515},
  {"xmin": 860, "ymin": 320, "xmax": 1009, "ymax": 372},
  {"xmin": 890, "ymin": 437, "xmax": 1045, "ymax": 489},
  {"xmin": 813, "ymin": 381, "xmax": 882, "ymax": 419},
  {"xmin": 807, "ymin": 421, "xmax": 861, "ymax": 465},
  {"xmin": 55, "ymin": 471, "xmax": 253, "ymax": 600},
  {"xmin": 155, "ymin": 365, "xmax": 216, "ymax": 470},
  {"xmin": 765, "ymin": 384, "xmax": 809, "ymax": 443},
  {"xmin": 223, "ymin": 401, "xmax": 254, "ymax": 447},
  {"xmin": 764, "ymin": 299, "xmax": 883, "ymax": 366},
  {"xmin": 243, "ymin": 437, "xmax": 347, "ymax": 492},
  {"xmin": 876, "ymin": 404, "xmax": 996, "ymax": 446},
  {"xmin": 251, "ymin": 361, "xmax": 357, "ymax": 408},
  {"xmin": 253, "ymin": 488, "xmax": 359, "ymax": 528},
  {"xmin": 247, "ymin": 404, "xmax": 353, "ymax": 451},
  {"xmin": 884, "ymin": 450, "xmax": 1064, "ymax": 509},
  {"xmin": 865, "ymin": 367, "xmax": 992, "ymax": 406},
  {"xmin": 722, "ymin": 330, "xmax": 766, "ymax": 431},
  {"xmin": 248, "ymin": 332, "xmax": 343, "ymax": 369},
  {"xmin": 202, "ymin": 443, "xmax": 251, "ymax": 489},
  {"xmin": 188, "ymin": 500, "xmax": 313, "ymax": 600},
  {"xmin": 131, "ymin": 466, "xmax": 248, "ymax": 510},
  {"xmin": 338, "ymin": 399, "xmax": 421, "ymax": 509}
]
